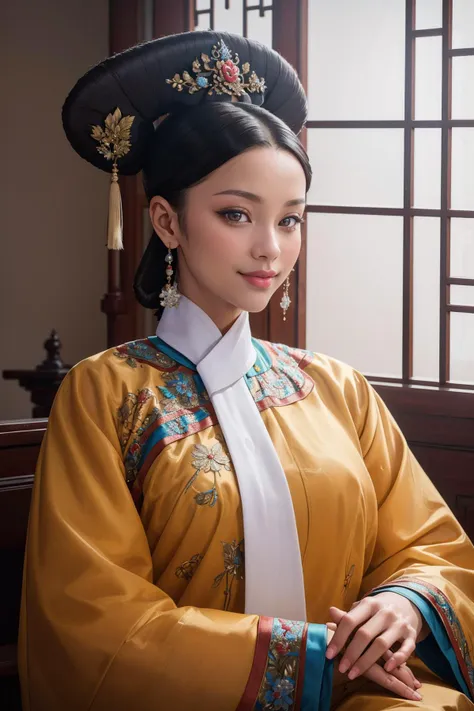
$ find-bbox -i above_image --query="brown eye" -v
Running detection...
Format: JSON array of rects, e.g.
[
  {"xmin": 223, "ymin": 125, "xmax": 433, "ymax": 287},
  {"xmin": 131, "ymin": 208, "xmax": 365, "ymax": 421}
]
[
  {"xmin": 219, "ymin": 209, "xmax": 250, "ymax": 223},
  {"xmin": 280, "ymin": 215, "xmax": 304, "ymax": 229}
]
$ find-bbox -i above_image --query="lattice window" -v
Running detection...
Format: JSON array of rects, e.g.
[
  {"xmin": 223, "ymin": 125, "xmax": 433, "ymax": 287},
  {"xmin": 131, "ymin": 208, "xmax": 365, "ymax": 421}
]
[
  {"xmin": 306, "ymin": 0, "xmax": 474, "ymax": 388},
  {"xmin": 193, "ymin": 0, "xmax": 273, "ymax": 47}
]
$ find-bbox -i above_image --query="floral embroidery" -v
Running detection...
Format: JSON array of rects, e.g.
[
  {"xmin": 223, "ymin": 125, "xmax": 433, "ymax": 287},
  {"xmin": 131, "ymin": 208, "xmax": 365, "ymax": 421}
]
[
  {"xmin": 117, "ymin": 389, "xmax": 159, "ymax": 485},
  {"xmin": 185, "ymin": 441, "xmax": 231, "ymax": 507},
  {"xmin": 158, "ymin": 371, "xmax": 203, "ymax": 411},
  {"xmin": 114, "ymin": 339, "xmax": 176, "ymax": 370},
  {"xmin": 213, "ymin": 539, "xmax": 244, "ymax": 611},
  {"xmin": 264, "ymin": 678, "xmax": 294, "ymax": 710},
  {"xmin": 371, "ymin": 577, "xmax": 474, "ymax": 697},
  {"xmin": 248, "ymin": 342, "xmax": 314, "ymax": 410},
  {"xmin": 344, "ymin": 564, "xmax": 355, "ymax": 592},
  {"xmin": 257, "ymin": 618, "xmax": 305, "ymax": 710},
  {"xmin": 175, "ymin": 553, "xmax": 204, "ymax": 581}
]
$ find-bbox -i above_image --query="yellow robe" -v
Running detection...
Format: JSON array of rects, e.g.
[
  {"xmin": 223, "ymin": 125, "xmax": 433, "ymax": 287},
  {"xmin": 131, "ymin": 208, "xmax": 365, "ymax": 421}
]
[{"xmin": 18, "ymin": 336, "xmax": 474, "ymax": 710}]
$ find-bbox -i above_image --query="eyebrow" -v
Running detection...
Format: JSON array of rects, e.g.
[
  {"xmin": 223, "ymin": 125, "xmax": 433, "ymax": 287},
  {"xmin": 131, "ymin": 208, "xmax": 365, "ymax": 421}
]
[{"xmin": 214, "ymin": 189, "xmax": 306, "ymax": 207}]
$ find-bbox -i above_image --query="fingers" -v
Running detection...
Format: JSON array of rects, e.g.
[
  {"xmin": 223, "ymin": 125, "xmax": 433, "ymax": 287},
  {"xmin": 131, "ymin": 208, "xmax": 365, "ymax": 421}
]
[
  {"xmin": 382, "ymin": 651, "xmax": 422, "ymax": 690},
  {"xmin": 391, "ymin": 664, "xmax": 421, "ymax": 690},
  {"xmin": 364, "ymin": 664, "xmax": 423, "ymax": 702},
  {"xmin": 345, "ymin": 623, "xmax": 407, "ymax": 679},
  {"xmin": 384, "ymin": 637, "xmax": 417, "ymax": 672},
  {"xmin": 326, "ymin": 601, "xmax": 374, "ymax": 660},
  {"xmin": 328, "ymin": 606, "xmax": 346, "ymax": 623},
  {"xmin": 338, "ymin": 609, "xmax": 390, "ymax": 675}
]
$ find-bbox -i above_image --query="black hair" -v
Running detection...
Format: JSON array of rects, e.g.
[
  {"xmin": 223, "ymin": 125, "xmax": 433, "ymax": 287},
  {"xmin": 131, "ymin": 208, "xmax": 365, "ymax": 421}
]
[{"xmin": 133, "ymin": 101, "xmax": 312, "ymax": 312}]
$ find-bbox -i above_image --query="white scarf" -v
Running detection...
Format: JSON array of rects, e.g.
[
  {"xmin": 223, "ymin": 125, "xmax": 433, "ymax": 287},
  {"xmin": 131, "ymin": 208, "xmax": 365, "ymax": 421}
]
[{"xmin": 157, "ymin": 296, "xmax": 306, "ymax": 621}]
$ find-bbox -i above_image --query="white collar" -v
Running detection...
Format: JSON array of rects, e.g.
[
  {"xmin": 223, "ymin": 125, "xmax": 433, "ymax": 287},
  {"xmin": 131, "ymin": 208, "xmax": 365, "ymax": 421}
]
[
  {"xmin": 157, "ymin": 296, "xmax": 255, "ymax": 394},
  {"xmin": 156, "ymin": 297, "xmax": 307, "ymax": 621}
]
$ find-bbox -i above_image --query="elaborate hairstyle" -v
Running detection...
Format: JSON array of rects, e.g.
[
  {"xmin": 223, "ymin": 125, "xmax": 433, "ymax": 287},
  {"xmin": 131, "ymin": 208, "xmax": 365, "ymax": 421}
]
[{"xmin": 61, "ymin": 31, "xmax": 310, "ymax": 311}]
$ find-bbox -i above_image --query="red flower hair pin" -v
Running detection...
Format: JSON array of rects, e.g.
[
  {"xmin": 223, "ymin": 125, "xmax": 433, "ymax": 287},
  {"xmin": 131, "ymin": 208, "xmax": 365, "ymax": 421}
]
[{"xmin": 166, "ymin": 39, "xmax": 266, "ymax": 99}]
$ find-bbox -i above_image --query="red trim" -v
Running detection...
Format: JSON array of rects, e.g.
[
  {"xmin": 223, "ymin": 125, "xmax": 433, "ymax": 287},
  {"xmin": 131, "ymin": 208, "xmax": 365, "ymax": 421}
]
[
  {"xmin": 254, "ymin": 378, "xmax": 314, "ymax": 412},
  {"xmin": 299, "ymin": 352, "xmax": 314, "ymax": 370},
  {"xmin": 236, "ymin": 616, "xmax": 274, "ymax": 711},
  {"xmin": 293, "ymin": 622, "xmax": 309, "ymax": 710}
]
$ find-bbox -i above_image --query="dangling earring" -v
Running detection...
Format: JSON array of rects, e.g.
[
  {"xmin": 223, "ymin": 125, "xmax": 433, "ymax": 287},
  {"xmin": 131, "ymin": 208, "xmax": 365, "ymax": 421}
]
[
  {"xmin": 159, "ymin": 246, "xmax": 181, "ymax": 309},
  {"xmin": 280, "ymin": 276, "xmax": 291, "ymax": 321}
]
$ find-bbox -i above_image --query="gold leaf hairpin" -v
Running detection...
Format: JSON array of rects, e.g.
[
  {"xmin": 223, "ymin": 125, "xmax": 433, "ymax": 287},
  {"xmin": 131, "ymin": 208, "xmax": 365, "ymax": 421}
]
[
  {"xmin": 166, "ymin": 39, "xmax": 266, "ymax": 99},
  {"xmin": 91, "ymin": 108, "xmax": 135, "ymax": 250}
]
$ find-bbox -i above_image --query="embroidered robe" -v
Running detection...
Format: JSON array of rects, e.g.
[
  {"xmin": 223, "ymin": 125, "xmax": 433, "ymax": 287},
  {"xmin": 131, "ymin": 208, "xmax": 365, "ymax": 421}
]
[{"xmin": 18, "ymin": 336, "xmax": 474, "ymax": 710}]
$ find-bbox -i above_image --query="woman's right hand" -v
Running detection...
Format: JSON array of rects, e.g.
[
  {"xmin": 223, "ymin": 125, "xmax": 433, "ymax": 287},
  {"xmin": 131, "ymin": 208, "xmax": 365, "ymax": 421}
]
[{"xmin": 327, "ymin": 623, "xmax": 423, "ymax": 702}]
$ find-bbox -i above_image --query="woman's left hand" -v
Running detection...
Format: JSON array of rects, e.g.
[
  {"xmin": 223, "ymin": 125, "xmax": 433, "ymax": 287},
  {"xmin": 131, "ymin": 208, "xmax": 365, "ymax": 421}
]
[{"xmin": 326, "ymin": 592, "xmax": 429, "ymax": 679}]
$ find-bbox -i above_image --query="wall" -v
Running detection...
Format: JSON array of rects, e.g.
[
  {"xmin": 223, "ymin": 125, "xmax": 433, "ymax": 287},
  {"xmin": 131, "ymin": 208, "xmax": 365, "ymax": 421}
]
[{"xmin": 0, "ymin": 0, "xmax": 109, "ymax": 420}]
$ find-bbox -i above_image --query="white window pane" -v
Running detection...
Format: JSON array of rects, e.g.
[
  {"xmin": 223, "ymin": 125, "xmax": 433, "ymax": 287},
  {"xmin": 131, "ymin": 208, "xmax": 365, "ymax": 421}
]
[
  {"xmin": 306, "ymin": 213, "xmax": 403, "ymax": 377},
  {"xmin": 195, "ymin": 0, "xmax": 210, "ymax": 10},
  {"xmin": 246, "ymin": 8, "xmax": 272, "ymax": 46},
  {"xmin": 414, "ymin": 37, "xmax": 442, "ymax": 120},
  {"xmin": 453, "ymin": 0, "xmax": 474, "ymax": 49},
  {"xmin": 451, "ymin": 286, "xmax": 474, "ymax": 306},
  {"xmin": 413, "ymin": 129, "xmax": 441, "ymax": 208},
  {"xmin": 452, "ymin": 129, "xmax": 474, "ymax": 211},
  {"xmin": 195, "ymin": 13, "xmax": 211, "ymax": 30},
  {"xmin": 213, "ymin": 0, "xmax": 244, "ymax": 35},
  {"xmin": 452, "ymin": 57, "xmax": 474, "ymax": 120},
  {"xmin": 450, "ymin": 312, "xmax": 474, "ymax": 384},
  {"xmin": 416, "ymin": 0, "xmax": 442, "ymax": 29},
  {"xmin": 451, "ymin": 218, "xmax": 474, "ymax": 278},
  {"xmin": 307, "ymin": 0, "xmax": 405, "ymax": 120},
  {"xmin": 413, "ymin": 218, "xmax": 440, "ymax": 381},
  {"xmin": 307, "ymin": 129, "xmax": 404, "ymax": 207}
]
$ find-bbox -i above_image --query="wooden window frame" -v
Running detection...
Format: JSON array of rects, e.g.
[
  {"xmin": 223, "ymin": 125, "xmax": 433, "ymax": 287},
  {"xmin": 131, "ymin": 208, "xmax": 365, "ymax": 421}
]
[{"xmin": 306, "ymin": 0, "xmax": 474, "ymax": 391}]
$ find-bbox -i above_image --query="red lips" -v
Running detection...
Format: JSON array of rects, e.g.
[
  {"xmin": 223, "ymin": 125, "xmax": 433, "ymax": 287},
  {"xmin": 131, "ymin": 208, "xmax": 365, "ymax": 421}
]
[{"xmin": 242, "ymin": 270, "xmax": 277, "ymax": 278}]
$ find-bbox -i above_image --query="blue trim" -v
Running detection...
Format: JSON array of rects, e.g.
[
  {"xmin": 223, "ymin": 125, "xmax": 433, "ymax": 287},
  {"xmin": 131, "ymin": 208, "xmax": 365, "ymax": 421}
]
[
  {"xmin": 150, "ymin": 335, "xmax": 270, "ymax": 378},
  {"xmin": 370, "ymin": 586, "xmax": 471, "ymax": 699},
  {"xmin": 140, "ymin": 408, "xmax": 213, "ymax": 463},
  {"xmin": 150, "ymin": 337, "xmax": 197, "ymax": 371},
  {"xmin": 248, "ymin": 339, "xmax": 272, "ymax": 376},
  {"xmin": 301, "ymin": 624, "xmax": 334, "ymax": 711}
]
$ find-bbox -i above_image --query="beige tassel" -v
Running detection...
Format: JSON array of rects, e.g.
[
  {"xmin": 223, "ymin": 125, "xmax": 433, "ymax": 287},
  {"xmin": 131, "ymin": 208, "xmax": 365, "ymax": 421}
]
[{"xmin": 107, "ymin": 164, "xmax": 123, "ymax": 250}]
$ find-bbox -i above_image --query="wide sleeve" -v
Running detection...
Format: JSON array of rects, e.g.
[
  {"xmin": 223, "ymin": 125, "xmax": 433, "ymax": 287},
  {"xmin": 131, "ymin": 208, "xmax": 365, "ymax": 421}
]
[
  {"xmin": 349, "ymin": 372, "xmax": 474, "ymax": 698},
  {"xmin": 18, "ymin": 359, "xmax": 332, "ymax": 711}
]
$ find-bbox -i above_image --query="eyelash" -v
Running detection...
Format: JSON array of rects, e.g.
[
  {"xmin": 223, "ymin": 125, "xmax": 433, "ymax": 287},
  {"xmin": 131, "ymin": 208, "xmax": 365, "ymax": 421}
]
[{"xmin": 217, "ymin": 209, "xmax": 306, "ymax": 231}]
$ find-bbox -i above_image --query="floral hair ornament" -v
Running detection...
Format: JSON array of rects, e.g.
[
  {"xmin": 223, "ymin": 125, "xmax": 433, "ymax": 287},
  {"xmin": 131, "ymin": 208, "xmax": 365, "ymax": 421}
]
[
  {"xmin": 166, "ymin": 39, "xmax": 266, "ymax": 99},
  {"xmin": 91, "ymin": 108, "xmax": 135, "ymax": 250}
]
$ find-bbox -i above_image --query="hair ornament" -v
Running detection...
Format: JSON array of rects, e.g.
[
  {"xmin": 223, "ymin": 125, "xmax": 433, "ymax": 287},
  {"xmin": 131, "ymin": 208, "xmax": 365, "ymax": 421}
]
[
  {"xmin": 91, "ymin": 108, "xmax": 135, "ymax": 249},
  {"xmin": 166, "ymin": 39, "xmax": 266, "ymax": 99}
]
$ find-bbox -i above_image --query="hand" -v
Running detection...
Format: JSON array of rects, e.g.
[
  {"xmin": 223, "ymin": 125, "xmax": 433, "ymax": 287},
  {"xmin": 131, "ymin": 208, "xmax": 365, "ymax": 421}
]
[
  {"xmin": 326, "ymin": 593, "xmax": 426, "ymax": 679},
  {"xmin": 327, "ymin": 622, "xmax": 423, "ymax": 702}
]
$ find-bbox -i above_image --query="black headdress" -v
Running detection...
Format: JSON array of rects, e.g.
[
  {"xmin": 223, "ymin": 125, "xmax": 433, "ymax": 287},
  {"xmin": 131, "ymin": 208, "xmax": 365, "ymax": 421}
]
[{"xmin": 62, "ymin": 30, "xmax": 307, "ymax": 250}]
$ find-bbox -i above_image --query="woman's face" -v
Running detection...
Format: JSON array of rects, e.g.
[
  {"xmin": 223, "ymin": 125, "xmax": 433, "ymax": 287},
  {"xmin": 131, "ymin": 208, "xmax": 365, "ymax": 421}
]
[{"xmin": 150, "ymin": 145, "xmax": 306, "ymax": 330}]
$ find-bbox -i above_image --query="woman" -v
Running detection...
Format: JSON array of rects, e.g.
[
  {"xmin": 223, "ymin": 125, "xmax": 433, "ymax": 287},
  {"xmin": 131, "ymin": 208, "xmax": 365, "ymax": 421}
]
[{"xmin": 19, "ymin": 31, "xmax": 474, "ymax": 711}]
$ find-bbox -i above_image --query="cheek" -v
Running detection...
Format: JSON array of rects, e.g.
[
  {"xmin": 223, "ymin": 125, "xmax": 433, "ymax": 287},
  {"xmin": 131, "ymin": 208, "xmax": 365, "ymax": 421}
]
[{"xmin": 281, "ymin": 232, "xmax": 302, "ymax": 263}]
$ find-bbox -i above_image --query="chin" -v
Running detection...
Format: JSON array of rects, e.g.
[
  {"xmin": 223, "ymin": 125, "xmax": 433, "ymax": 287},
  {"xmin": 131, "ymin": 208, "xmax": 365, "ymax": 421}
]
[{"xmin": 236, "ymin": 294, "xmax": 273, "ymax": 314}]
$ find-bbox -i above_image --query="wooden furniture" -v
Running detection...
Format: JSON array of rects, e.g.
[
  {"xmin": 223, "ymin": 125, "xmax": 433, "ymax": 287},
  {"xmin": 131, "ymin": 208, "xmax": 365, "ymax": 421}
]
[
  {"xmin": 3, "ymin": 331, "xmax": 71, "ymax": 418},
  {"xmin": 0, "ymin": 419, "xmax": 46, "ymax": 710}
]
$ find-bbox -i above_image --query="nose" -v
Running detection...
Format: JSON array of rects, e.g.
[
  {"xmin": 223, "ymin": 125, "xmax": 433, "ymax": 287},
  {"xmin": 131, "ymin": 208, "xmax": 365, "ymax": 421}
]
[{"xmin": 251, "ymin": 226, "xmax": 281, "ymax": 262}]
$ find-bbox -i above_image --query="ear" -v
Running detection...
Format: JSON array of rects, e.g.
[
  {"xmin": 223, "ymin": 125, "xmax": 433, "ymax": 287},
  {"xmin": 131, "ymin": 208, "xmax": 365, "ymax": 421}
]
[{"xmin": 149, "ymin": 196, "xmax": 182, "ymax": 249}]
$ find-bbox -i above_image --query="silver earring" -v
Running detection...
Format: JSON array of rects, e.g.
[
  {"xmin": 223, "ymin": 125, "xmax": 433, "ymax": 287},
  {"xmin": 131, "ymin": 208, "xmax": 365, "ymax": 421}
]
[
  {"xmin": 159, "ymin": 247, "xmax": 181, "ymax": 309},
  {"xmin": 280, "ymin": 276, "xmax": 291, "ymax": 321}
]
